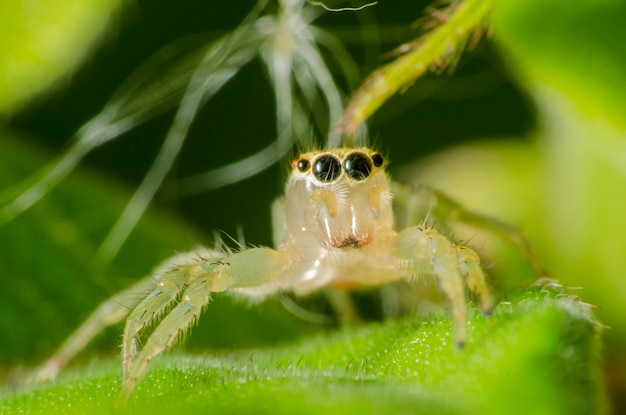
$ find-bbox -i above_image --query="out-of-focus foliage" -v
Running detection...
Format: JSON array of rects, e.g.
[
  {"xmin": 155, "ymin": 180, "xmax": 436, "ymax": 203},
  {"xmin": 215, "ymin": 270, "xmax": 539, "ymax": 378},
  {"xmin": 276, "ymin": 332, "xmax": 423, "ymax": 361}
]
[
  {"xmin": 402, "ymin": 0, "xmax": 626, "ymax": 409},
  {"xmin": 494, "ymin": 0, "xmax": 626, "ymax": 130},
  {"xmin": 0, "ymin": 0, "xmax": 125, "ymax": 114},
  {"xmin": 492, "ymin": 0, "xmax": 626, "ymax": 338}
]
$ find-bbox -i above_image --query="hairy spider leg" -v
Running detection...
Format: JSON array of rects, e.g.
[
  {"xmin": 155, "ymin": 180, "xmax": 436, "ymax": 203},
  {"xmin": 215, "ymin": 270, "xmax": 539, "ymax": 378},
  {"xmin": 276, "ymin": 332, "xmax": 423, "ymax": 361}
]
[
  {"xmin": 457, "ymin": 246, "xmax": 493, "ymax": 314},
  {"xmin": 119, "ymin": 246, "xmax": 289, "ymax": 403},
  {"xmin": 392, "ymin": 225, "xmax": 489, "ymax": 346},
  {"xmin": 121, "ymin": 266, "xmax": 194, "ymax": 380},
  {"xmin": 119, "ymin": 247, "xmax": 234, "ymax": 378},
  {"xmin": 391, "ymin": 183, "xmax": 547, "ymax": 278},
  {"xmin": 25, "ymin": 249, "xmax": 225, "ymax": 385},
  {"xmin": 26, "ymin": 276, "xmax": 156, "ymax": 384}
]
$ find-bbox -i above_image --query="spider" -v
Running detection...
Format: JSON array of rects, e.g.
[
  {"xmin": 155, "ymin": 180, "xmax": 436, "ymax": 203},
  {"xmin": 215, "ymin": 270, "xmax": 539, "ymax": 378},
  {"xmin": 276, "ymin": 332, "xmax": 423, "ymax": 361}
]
[{"xmin": 30, "ymin": 147, "xmax": 542, "ymax": 402}]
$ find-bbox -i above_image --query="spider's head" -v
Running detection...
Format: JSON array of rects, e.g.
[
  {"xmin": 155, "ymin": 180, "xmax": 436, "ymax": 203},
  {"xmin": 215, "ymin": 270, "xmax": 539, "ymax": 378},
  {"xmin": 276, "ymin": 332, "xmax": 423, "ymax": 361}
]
[{"xmin": 284, "ymin": 148, "xmax": 394, "ymax": 249}]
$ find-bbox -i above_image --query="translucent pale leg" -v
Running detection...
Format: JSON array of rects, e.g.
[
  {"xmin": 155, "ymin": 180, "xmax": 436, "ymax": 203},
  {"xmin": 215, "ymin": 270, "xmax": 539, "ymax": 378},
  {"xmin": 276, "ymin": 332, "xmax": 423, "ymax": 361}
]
[
  {"xmin": 121, "ymin": 268, "xmax": 193, "ymax": 379},
  {"xmin": 393, "ymin": 226, "xmax": 491, "ymax": 346},
  {"xmin": 24, "ymin": 248, "xmax": 223, "ymax": 385},
  {"xmin": 119, "ymin": 272, "xmax": 213, "ymax": 402},
  {"xmin": 120, "ymin": 247, "xmax": 240, "ymax": 376},
  {"xmin": 271, "ymin": 197, "xmax": 287, "ymax": 248},
  {"xmin": 325, "ymin": 289, "xmax": 362, "ymax": 326},
  {"xmin": 457, "ymin": 246, "xmax": 493, "ymax": 314},
  {"xmin": 118, "ymin": 247, "xmax": 288, "ymax": 403},
  {"xmin": 391, "ymin": 183, "xmax": 547, "ymax": 277},
  {"xmin": 25, "ymin": 275, "xmax": 156, "ymax": 384},
  {"xmin": 120, "ymin": 248, "xmax": 227, "ymax": 379}
]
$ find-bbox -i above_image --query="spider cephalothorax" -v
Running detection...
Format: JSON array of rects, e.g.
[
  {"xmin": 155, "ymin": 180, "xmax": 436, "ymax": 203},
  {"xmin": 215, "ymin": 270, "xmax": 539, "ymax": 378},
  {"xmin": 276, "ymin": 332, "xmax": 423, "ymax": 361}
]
[{"xmin": 282, "ymin": 149, "xmax": 393, "ymax": 253}]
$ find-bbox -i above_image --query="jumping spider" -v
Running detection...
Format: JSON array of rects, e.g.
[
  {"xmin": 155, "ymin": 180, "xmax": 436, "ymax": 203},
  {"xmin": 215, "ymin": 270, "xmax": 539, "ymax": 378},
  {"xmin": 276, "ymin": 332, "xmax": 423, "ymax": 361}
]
[{"xmin": 31, "ymin": 147, "xmax": 542, "ymax": 401}]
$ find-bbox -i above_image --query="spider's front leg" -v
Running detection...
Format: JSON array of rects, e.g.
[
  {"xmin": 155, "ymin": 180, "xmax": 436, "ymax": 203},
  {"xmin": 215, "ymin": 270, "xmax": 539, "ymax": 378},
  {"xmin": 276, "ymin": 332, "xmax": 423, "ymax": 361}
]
[
  {"xmin": 393, "ymin": 225, "xmax": 493, "ymax": 346},
  {"xmin": 119, "ymin": 246, "xmax": 289, "ymax": 402},
  {"xmin": 392, "ymin": 182, "xmax": 547, "ymax": 278},
  {"xmin": 24, "ymin": 248, "xmax": 224, "ymax": 385}
]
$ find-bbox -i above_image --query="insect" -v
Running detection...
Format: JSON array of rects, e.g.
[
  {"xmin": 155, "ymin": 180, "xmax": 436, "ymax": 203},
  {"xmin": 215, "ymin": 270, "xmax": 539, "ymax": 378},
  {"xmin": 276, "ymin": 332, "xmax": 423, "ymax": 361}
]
[{"xmin": 31, "ymin": 147, "xmax": 542, "ymax": 402}]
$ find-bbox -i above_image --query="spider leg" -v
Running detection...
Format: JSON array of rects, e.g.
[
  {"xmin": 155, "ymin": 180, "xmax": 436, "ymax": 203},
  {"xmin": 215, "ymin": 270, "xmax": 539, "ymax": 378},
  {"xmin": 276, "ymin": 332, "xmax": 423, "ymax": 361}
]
[
  {"xmin": 120, "ymin": 247, "xmax": 226, "ymax": 378},
  {"xmin": 121, "ymin": 265, "xmax": 193, "ymax": 379},
  {"xmin": 393, "ymin": 225, "xmax": 491, "ymax": 346},
  {"xmin": 24, "ymin": 248, "xmax": 224, "ymax": 385},
  {"xmin": 392, "ymin": 182, "xmax": 547, "ymax": 277},
  {"xmin": 271, "ymin": 196, "xmax": 287, "ymax": 248},
  {"xmin": 457, "ymin": 246, "xmax": 493, "ymax": 314},
  {"xmin": 118, "ymin": 246, "xmax": 288, "ymax": 402},
  {"xmin": 24, "ymin": 275, "xmax": 156, "ymax": 384},
  {"xmin": 325, "ymin": 289, "xmax": 362, "ymax": 326},
  {"xmin": 119, "ymin": 270, "xmax": 213, "ymax": 402}
]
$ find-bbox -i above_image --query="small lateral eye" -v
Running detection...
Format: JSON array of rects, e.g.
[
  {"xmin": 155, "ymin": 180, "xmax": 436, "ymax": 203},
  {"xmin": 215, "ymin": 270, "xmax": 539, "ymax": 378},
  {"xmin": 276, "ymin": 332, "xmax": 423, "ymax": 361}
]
[
  {"xmin": 371, "ymin": 152, "xmax": 384, "ymax": 168},
  {"xmin": 344, "ymin": 152, "xmax": 373, "ymax": 181},
  {"xmin": 296, "ymin": 158, "xmax": 310, "ymax": 173},
  {"xmin": 313, "ymin": 155, "xmax": 342, "ymax": 183}
]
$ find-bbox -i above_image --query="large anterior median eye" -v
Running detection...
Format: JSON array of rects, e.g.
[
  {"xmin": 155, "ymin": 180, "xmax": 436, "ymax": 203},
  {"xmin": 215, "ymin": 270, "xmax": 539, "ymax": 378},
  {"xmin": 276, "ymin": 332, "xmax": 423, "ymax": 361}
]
[
  {"xmin": 313, "ymin": 155, "xmax": 342, "ymax": 183},
  {"xmin": 344, "ymin": 152, "xmax": 372, "ymax": 180}
]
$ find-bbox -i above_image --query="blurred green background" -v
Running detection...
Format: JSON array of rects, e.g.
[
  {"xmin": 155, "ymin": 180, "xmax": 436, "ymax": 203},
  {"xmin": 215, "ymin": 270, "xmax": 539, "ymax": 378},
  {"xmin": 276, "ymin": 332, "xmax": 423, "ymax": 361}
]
[{"xmin": 0, "ymin": 0, "xmax": 624, "ymax": 413}]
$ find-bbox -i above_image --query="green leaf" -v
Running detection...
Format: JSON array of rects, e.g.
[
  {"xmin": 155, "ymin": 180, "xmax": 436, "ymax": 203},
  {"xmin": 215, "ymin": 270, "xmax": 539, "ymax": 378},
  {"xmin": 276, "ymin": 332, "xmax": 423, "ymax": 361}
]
[
  {"xmin": 492, "ymin": 0, "xmax": 626, "ymax": 130},
  {"xmin": 491, "ymin": 0, "xmax": 626, "ymax": 341},
  {"xmin": 0, "ymin": 0, "xmax": 125, "ymax": 114},
  {"xmin": 1, "ymin": 288, "xmax": 604, "ymax": 414}
]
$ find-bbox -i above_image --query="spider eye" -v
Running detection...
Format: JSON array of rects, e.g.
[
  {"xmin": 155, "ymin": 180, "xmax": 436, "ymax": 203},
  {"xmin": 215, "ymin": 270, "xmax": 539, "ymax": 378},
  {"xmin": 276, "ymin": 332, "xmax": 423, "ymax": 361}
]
[
  {"xmin": 296, "ymin": 158, "xmax": 310, "ymax": 173},
  {"xmin": 313, "ymin": 155, "xmax": 342, "ymax": 183},
  {"xmin": 371, "ymin": 152, "xmax": 384, "ymax": 168},
  {"xmin": 344, "ymin": 152, "xmax": 373, "ymax": 180}
]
